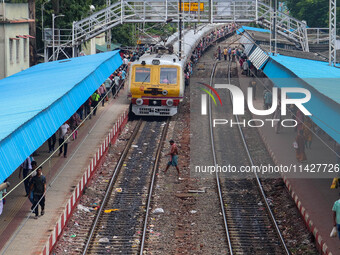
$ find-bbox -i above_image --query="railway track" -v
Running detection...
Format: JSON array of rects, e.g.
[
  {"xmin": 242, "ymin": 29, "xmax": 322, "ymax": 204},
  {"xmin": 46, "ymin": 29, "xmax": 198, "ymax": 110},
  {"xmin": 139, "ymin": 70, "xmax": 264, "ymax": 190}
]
[
  {"xmin": 208, "ymin": 60, "xmax": 290, "ymax": 255},
  {"xmin": 82, "ymin": 118, "xmax": 170, "ymax": 254}
]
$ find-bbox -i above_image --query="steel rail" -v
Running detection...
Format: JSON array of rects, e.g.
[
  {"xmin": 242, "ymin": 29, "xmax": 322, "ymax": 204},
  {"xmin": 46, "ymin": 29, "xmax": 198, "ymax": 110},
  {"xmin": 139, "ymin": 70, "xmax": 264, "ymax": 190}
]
[
  {"xmin": 139, "ymin": 118, "xmax": 170, "ymax": 254},
  {"xmin": 228, "ymin": 62, "xmax": 290, "ymax": 255},
  {"xmin": 82, "ymin": 119, "xmax": 142, "ymax": 255},
  {"xmin": 208, "ymin": 60, "xmax": 234, "ymax": 255}
]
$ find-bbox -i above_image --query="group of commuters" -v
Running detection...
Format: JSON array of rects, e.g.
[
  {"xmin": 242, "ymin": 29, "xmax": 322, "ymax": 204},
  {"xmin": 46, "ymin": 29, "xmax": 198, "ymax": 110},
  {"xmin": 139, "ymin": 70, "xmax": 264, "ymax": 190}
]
[{"xmin": 13, "ymin": 55, "xmax": 132, "ymax": 219}]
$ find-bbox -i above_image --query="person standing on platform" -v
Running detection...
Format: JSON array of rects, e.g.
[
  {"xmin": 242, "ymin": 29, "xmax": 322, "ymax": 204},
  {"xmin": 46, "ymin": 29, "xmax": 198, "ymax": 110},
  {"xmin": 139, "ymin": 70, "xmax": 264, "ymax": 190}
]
[
  {"xmin": 58, "ymin": 122, "xmax": 70, "ymax": 158},
  {"xmin": 217, "ymin": 46, "xmax": 221, "ymax": 60},
  {"xmin": 0, "ymin": 179, "xmax": 7, "ymax": 215},
  {"xmin": 303, "ymin": 118, "xmax": 313, "ymax": 149},
  {"xmin": 223, "ymin": 47, "xmax": 228, "ymax": 61},
  {"xmin": 114, "ymin": 74, "xmax": 120, "ymax": 95},
  {"xmin": 98, "ymin": 84, "xmax": 107, "ymax": 107},
  {"xmin": 84, "ymin": 97, "xmax": 92, "ymax": 120},
  {"xmin": 332, "ymin": 193, "xmax": 340, "ymax": 239},
  {"xmin": 30, "ymin": 167, "xmax": 46, "ymax": 219},
  {"xmin": 91, "ymin": 91, "xmax": 100, "ymax": 116},
  {"xmin": 104, "ymin": 77, "xmax": 112, "ymax": 98},
  {"xmin": 264, "ymin": 90, "xmax": 272, "ymax": 110},
  {"xmin": 295, "ymin": 130, "xmax": 307, "ymax": 163},
  {"xmin": 164, "ymin": 140, "xmax": 180, "ymax": 176},
  {"xmin": 48, "ymin": 132, "xmax": 56, "ymax": 153},
  {"xmin": 19, "ymin": 155, "xmax": 34, "ymax": 197},
  {"xmin": 69, "ymin": 113, "xmax": 81, "ymax": 140}
]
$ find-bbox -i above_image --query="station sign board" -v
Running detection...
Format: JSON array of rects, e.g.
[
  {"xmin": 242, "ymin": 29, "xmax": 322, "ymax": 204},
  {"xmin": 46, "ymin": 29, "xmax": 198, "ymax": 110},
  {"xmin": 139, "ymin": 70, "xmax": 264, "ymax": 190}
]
[{"xmin": 178, "ymin": 2, "xmax": 204, "ymax": 12}]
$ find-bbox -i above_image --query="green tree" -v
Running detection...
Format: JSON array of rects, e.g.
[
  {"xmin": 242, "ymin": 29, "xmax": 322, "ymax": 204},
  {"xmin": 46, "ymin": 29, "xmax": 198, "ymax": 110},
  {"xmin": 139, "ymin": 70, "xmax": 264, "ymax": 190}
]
[{"xmin": 285, "ymin": 0, "xmax": 340, "ymax": 28}]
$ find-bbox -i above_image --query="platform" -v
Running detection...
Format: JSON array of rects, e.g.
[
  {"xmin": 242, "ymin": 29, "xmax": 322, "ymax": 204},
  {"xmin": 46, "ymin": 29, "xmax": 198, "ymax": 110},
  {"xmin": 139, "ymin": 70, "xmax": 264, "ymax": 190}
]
[
  {"xmin": 236, "ymin": 66, "xmax": 340, "ymax": 254},
  {"xmin": 0, "ymin": 89, "xmax": 130, "ymax": 255}
]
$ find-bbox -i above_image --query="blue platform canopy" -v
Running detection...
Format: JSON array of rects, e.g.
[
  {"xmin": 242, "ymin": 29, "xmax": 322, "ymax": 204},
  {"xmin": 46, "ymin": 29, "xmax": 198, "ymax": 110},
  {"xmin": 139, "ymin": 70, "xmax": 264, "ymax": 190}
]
[
  {"xmin": 263, "ymin": 55, "xmax": 340, "ymax": 144},
  {"xmin": 0, "ymin": 51, "xmax": 122, "ymax": 183}
]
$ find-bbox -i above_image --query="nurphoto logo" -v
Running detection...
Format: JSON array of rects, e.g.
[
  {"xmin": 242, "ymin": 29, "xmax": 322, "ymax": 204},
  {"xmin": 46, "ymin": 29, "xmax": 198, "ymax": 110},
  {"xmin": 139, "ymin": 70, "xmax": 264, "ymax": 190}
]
[{"xmin": 200, "ymin": 83, "xmax": 312, "ymax": 128}]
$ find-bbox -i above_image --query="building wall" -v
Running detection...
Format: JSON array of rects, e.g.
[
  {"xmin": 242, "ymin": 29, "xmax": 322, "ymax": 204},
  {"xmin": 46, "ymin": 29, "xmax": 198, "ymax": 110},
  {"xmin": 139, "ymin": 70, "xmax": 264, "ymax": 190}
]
[
  {"xmin": 2, "ymin": 3, "xmax": 29, "ymax": 20},
  {"xmin": 0, "ymin": 3, "xmax": 30, "ymax": 79},
  {"xmin": 0, "ymin": 25, "xmax": 5, "ymax": 79},
  {"xmin": 83, "ymin": 32, "xmax": 106, "ymax": 55}
]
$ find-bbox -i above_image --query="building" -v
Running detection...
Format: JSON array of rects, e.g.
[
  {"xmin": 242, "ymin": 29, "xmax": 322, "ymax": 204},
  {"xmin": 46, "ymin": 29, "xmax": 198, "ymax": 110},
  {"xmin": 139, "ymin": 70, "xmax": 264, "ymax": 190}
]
[{"xmin": 0, "ymin": 3, "xmax": 34, "ymax": 79}]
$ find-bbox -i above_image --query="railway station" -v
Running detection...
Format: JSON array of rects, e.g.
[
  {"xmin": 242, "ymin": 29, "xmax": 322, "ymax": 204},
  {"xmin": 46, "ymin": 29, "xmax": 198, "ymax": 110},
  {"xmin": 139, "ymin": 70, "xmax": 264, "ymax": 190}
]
[{"xmin": 0, "ymin": 0, "xmax": 340, "ymax": 254}]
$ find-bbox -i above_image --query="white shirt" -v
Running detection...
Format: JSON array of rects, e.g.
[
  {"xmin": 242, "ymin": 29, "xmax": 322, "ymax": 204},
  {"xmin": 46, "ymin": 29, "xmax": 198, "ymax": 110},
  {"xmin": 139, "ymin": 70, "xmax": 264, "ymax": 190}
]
[
  {"xmin": 59, "ymin": 124, "xmax": 70, "ymax": 139},
  {"xmin": 123, "ymin": 58, "xmax": 129, "ymax": 65}
]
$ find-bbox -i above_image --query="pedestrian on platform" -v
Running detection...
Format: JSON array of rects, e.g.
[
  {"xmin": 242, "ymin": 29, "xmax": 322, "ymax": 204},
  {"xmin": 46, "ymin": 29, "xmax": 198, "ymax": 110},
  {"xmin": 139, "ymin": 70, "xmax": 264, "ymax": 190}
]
[
  {"xmin": 228, "ymin": 47, "xmax": 232, "ymax": 61},
  {"xmin": 332, "ymin": 193, "xmax": 340, "ymax": 239},
  {"xmin": 223, "ymin": 47, "xmax": 228, "ymax": 61},
  {"xmin": 164, "ymin": 140, "xmax": 180, "ymax": 176},
  {"xmin": 58, "ymin": 122, "xmax": 70, "ymax": 158},
  {"xmin": 98, "ymin": 84, "xmax": 107, "ymax": 107},
  {"xmin": 217, "ymin": 46, "xmax": 221, "ymax": 60},
  {"xmin": 19, "ymin": 155, "xmax": 34, "ymax": 197},
  {"xmin": 91, "ymin": 91, "xmax": 100, "ymax": 116},
  {"xmin": 30, "ymin": 167, "xmax": 46, "ymax": 219},
  {"xmin": 114, "ymin": 74, "xmax": 120, "ymax": 94},
  {"xmin": 295, "ymin": 130, "xmax": 307, "ymax": 163},
  {"xmin": 295, "ymin": 109, "xmax": 304, "ymax": 133},
  {"xmin": 0, "ymin": 179, "xmax": 7, "ymax": 215},
  {"xmin": 29, "ymin": 161, "xmax": 38, "ymax": 208},
  {"xmin": 48, "ymin": 132, "xmax": 56, "ymax": 153},
  {"xmin": 104, "ymin": 77, "xmax": 112, "ymax": 98},
  {"xmin": 303, "ymin": 118, "xmax": 313, "ymax": 149},
  {"xmin": 264, "ymin": 90, "xmax": 272, "ymax": 110},
  {"xmin": 69, "ymin": 113, "xmax": 81, "ymax": 140},
  {"xmin": 84, "ymin": 97, "xmax": 92, "ymax": 119}
]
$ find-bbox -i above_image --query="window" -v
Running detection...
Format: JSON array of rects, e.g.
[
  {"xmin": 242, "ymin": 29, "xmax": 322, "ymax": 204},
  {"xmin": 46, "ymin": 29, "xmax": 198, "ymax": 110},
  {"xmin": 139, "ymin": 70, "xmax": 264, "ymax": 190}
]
[
  {"xmin": 23, "ymin": 38, "xmax": 27, "ymax": 62},
  {"xmin": 9, "ymin": 39, "xmax": 13, "ymax": 64},
  {"xmin": 160, "ymin": 68, "xmax": 177, "ymax": 84},
  {"xmin": 16, "ymin": 40, "xmax": 20, "ymax": 63},
  {"xmin": 135, "ymin": 67, "xmax": 151, "ymax": 83}
]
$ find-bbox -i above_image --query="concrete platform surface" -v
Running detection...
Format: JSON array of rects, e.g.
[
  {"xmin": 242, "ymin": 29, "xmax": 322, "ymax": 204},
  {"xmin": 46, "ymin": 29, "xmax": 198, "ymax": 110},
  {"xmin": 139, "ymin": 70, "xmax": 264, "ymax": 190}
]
[{"xmin": 236, "ymin": 65, "xmax": 340, "ymax": 254}]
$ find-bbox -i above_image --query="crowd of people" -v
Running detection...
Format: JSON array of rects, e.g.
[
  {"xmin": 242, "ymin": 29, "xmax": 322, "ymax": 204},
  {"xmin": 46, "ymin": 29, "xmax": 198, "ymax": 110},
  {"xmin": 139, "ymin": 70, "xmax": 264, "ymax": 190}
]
[{"xmin": 11, "ymin": 52, "xmax": 135, "ymax": 220}]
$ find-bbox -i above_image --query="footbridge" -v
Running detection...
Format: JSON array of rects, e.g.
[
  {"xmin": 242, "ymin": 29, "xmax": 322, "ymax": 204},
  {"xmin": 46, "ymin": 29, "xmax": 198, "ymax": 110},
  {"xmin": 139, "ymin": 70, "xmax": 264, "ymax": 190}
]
[{"xmin": 46, "ymin": 0, "xmax": 310, "ymax": 61}]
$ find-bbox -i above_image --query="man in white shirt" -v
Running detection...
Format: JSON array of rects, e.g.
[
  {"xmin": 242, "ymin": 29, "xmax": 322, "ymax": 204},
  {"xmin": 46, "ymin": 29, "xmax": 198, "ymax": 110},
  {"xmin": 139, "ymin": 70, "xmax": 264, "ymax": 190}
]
[{"xmin": 58, "ymin": 123, "xmax": 70, "ymax": 157}]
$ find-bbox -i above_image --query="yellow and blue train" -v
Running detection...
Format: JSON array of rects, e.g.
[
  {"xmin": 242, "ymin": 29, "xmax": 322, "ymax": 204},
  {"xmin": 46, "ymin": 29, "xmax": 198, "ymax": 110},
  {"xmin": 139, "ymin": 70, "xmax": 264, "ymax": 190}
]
[{"xmin": 127, "ymin": 24, "xmax": 222, "ymax": 116}]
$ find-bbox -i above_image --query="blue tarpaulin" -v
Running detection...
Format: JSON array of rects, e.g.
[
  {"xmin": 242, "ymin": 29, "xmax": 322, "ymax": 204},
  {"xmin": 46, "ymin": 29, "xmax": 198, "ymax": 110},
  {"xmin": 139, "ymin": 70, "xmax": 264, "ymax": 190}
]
[{"xmin": 0, "ymin": 51, "xmax": 122, "ymax": 183}]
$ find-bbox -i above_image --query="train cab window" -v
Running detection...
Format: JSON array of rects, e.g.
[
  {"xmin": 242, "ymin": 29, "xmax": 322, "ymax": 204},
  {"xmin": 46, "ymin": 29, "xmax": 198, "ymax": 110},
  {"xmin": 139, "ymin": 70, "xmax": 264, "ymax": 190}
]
[
  {"xmin": 160, "ymin": 68, "xmax": 177, "ymax": 84},
  {"xmin": 135, "ymin": 67, "xmax": 151, "ymax": 83}
]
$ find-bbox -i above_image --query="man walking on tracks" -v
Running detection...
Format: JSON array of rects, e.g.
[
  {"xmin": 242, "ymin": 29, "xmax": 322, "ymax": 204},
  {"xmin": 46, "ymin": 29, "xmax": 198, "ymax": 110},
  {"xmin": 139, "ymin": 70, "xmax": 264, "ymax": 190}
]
[{"xmin": 164, "ymin": 140, "xmax": 180, "ymax": 176}]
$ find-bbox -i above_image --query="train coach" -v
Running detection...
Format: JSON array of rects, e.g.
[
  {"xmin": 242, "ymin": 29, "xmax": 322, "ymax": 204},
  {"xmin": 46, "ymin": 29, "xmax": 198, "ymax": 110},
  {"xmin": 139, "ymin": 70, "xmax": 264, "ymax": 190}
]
[{"xmin": 127, "ymin": 24, "xmax": 223, "ymax": 116}]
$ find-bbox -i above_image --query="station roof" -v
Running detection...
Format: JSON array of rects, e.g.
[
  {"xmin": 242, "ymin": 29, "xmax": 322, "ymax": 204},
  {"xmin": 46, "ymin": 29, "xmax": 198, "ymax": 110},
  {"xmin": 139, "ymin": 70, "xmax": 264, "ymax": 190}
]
[
  {"xmin": 271, "ymin": 54, "xmax": 340, "ymax": 104},
  {"xmin": 0, "ymin": 51, "xmax": 122, "ymax": 183},
  {"xmin": 263, "ymin": 55, "xmax": 340, "ymax": 144}
]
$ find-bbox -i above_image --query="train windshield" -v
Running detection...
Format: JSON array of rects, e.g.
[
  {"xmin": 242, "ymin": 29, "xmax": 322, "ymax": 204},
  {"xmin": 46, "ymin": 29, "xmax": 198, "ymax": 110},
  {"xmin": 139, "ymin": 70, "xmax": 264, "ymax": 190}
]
[
  {"xmin": 135, "ymin": 67, "xmax": 151, "ymax": 83},
  {"xmin": 160, "ymin": 68, "xmax": 177, "ymax": 84}
]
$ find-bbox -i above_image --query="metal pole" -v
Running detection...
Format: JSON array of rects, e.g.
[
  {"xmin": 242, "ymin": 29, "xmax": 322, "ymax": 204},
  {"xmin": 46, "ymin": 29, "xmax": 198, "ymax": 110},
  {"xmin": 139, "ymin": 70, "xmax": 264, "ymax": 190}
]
[
  {"xmin": 329, "ymin": 0, "xmax": 336, "ymax": 66},
  {"xmin": 179, "ymin": 0, "xmax": 182, "ymax": 60},
  {"xmin": 52, "ymin": 13, "xmax": 55, "ymax": 61},
  {"xmin": 255, "ymin": 0, "xmax": 258, "ymax": 24}
]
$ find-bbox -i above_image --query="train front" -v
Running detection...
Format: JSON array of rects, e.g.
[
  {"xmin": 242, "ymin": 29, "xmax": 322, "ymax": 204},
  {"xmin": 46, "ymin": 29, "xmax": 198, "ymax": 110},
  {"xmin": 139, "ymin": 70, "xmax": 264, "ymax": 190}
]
[{"xmin": 128, "ymin": 56, "xmax": 183, "ymax": 116}]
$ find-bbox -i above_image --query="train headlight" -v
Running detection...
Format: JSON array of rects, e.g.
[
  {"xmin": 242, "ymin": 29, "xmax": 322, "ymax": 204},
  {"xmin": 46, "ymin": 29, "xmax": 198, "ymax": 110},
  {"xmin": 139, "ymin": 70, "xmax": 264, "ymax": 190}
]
[
  {"xmin": 136, "ymin": 98, "xmax": 144, "ymax": 105},
  {"xmin": 166, "ymin": 99, "xmax": 174, "ymax": 106},
  {"xmin": 162, "ymin": 90, "xmax": 168, "ymax": 96}
]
